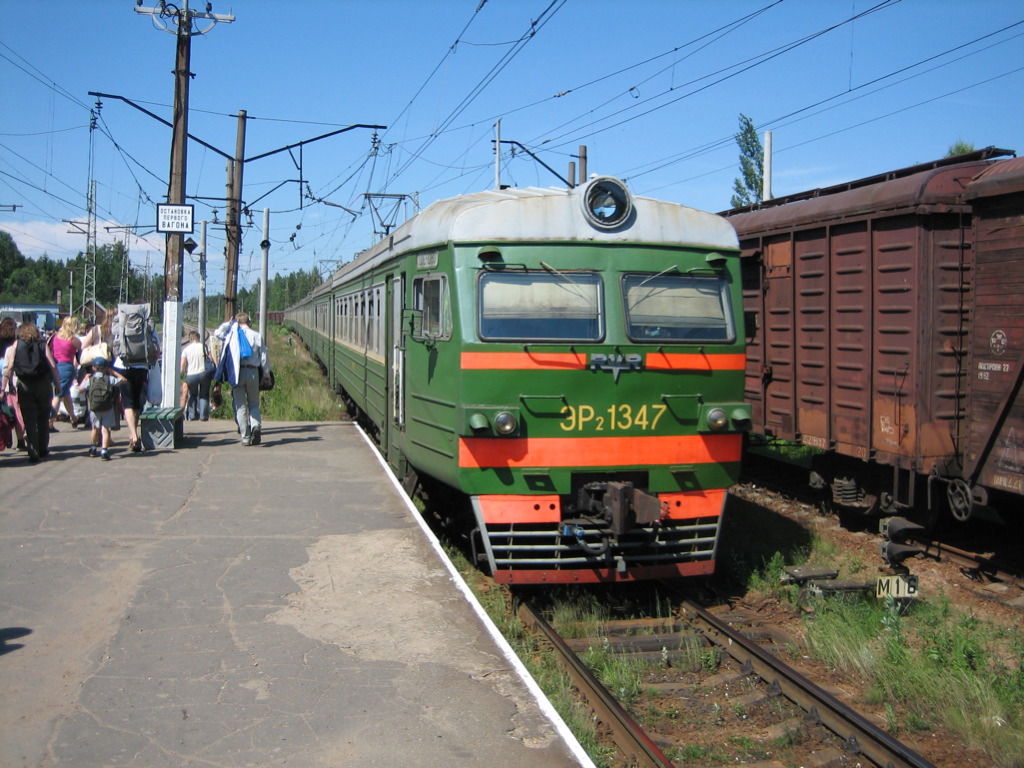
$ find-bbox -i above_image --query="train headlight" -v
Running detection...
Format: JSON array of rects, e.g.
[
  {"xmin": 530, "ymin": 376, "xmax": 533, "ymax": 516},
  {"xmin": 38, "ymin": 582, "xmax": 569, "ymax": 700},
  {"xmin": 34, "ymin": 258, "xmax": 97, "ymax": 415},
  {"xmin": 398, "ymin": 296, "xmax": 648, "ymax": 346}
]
[
  {"xmin": 581, "ymin": 176, "xmax": 632, "ymax": 230},
  {"xmin": 493, "ymin": 411, "xmax": 518, "ymax": 435},
  {"xmin": 706, "ymin": 408, "xmax": 728, "ymax": 431}
]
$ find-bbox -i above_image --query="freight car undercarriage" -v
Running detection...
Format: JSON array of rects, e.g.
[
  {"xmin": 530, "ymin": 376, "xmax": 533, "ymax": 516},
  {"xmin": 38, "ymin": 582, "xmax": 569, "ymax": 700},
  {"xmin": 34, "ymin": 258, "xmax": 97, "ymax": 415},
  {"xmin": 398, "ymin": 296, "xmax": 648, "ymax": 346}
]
[{"xmin": 808, "ymin": 453, "xmax": 1001, "ymax": 527}]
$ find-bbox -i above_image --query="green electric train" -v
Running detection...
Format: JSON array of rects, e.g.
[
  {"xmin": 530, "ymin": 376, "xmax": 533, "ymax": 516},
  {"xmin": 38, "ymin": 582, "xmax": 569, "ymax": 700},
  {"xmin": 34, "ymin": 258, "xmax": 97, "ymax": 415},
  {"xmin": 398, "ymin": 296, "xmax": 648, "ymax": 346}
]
[{"xmin": 285, "ymin": 176, "xmax": 750, "ymax": 584}]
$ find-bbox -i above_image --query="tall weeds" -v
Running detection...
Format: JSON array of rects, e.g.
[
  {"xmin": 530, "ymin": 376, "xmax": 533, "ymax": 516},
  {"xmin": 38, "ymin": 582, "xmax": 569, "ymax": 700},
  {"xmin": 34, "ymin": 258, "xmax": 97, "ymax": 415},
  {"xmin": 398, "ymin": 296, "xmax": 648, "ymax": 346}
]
[{"xmin": 805, "ymin": 592, "xmax": 1024, "ymax": 765}]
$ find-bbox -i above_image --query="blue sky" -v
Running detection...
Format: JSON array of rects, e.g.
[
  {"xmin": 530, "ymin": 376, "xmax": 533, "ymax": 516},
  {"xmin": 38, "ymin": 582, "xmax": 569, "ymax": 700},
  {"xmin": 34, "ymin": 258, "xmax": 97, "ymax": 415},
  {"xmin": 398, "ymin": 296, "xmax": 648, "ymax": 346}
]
[{"xmin": 2, "ymin": 0, "xmax": 1022, "ymax": 302}]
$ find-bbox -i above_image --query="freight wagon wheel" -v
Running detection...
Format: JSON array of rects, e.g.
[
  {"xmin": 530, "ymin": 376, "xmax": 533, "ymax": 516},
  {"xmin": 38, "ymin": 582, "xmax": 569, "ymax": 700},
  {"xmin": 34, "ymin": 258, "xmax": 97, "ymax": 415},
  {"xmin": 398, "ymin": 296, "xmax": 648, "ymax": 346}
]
[{"xmin": 946, "ymin": 479, "xmax": 974, "ymax": 522}]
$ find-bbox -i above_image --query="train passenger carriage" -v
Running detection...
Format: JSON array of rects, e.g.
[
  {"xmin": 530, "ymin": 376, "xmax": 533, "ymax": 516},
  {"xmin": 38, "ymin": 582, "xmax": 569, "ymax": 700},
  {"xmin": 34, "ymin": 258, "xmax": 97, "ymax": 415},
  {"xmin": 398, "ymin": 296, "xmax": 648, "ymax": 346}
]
[{"xmin": 286, "ymin": 176, "xmax": 750, "ymax": 583}]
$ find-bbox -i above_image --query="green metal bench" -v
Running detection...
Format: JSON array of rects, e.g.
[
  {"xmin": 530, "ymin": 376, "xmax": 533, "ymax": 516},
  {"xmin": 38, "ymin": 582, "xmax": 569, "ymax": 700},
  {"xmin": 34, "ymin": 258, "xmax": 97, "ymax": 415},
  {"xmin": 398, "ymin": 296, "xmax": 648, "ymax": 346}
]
[{"xmin": 139, "ymin": 407, "xmax": 184, "ymax": 450}]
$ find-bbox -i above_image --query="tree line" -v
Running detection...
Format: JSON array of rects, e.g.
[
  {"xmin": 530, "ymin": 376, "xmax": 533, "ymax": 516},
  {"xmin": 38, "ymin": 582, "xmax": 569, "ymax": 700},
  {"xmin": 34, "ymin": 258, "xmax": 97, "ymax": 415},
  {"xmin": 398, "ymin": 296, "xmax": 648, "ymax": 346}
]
[{"xmin": 0, "ymin": 230, "xmax": 322, "ymax": 322}]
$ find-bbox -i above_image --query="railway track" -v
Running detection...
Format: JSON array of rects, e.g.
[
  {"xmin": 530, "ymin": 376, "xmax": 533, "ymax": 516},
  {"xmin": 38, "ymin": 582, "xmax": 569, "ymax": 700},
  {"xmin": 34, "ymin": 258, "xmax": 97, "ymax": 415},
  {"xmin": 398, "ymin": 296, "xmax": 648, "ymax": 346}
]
[
  {"xmin": 738, "ymin": 454, "xmax": 1024, "ymax": 606},
  {"xmin": 519, "ymin": 599, "xmax": 937, "ymax": 768}
]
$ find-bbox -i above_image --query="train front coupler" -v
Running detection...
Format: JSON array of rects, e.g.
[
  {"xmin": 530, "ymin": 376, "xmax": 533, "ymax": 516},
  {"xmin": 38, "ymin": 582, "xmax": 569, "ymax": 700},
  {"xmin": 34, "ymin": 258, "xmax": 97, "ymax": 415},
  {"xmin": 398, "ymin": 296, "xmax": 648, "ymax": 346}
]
[{"xmin": 571, "ymin": 481, "xmax": 665, "ymax": 537}]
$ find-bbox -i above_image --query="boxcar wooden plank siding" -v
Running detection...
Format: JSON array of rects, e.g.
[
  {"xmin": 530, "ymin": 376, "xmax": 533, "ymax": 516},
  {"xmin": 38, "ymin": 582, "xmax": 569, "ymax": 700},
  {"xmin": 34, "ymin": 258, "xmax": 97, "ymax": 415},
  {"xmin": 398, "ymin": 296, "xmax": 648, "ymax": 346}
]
[
  {"xmin": 965, "ymin": 164, "xmax": 1024, "ymax": 497},
  {"xmin": 726, "ymin": 150, "xmax": 1024, "ymax": 519}
]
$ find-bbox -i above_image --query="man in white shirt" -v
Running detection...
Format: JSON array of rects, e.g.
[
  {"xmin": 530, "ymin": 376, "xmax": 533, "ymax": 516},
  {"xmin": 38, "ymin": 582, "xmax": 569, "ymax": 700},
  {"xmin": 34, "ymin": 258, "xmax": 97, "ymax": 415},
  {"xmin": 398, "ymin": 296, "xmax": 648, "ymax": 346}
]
[{"xmin": 213, "ymin": 313, "xmax": 271, "ymax": 446}]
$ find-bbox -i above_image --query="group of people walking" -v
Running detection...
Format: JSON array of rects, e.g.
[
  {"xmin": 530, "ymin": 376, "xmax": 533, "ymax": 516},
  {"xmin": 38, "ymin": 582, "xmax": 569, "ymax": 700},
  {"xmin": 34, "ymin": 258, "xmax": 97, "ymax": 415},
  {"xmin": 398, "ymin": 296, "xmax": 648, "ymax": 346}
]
[
  {"xmin": 1, "ymin": 309, "xmax": 272, "ymax": 462},
  {"xmin": 1, "ymin": 312, "xmax": 155, "ymax": 462}
]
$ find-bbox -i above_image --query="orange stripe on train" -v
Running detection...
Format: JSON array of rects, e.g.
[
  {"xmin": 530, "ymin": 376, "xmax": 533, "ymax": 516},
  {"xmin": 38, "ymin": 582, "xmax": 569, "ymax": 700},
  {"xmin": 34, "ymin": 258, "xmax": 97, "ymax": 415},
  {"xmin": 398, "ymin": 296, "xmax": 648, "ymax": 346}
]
[
  {"xmin": 460, "ymin": 351, "xmax": 747, "ymax": 371},
  {"xmin": 644, "ymin": 352, "xmax": 747, "ymax": 370},
  {"xmin": 459, "ymin": 434, "xmax": 742, "ymax": 468},
  {"xmin": 460, "ymin": 351, "xmax": 588, "ymax": 370}
]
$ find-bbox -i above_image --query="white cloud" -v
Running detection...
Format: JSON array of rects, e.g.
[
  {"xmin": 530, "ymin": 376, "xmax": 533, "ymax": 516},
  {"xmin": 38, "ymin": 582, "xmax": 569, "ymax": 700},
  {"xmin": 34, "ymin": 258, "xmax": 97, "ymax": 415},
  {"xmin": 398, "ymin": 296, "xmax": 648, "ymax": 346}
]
[{"xmin": 2, "ymin": 220, "xmax": 164, "ymax": 265}]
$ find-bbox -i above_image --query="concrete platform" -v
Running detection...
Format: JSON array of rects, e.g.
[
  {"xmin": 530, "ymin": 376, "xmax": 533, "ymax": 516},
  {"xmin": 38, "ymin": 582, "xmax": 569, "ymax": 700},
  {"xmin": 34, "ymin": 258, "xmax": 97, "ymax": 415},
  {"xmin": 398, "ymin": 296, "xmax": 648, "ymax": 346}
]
[{"xmin": 0, "ymin": 420, "xmax": 593, "ymax": 768}]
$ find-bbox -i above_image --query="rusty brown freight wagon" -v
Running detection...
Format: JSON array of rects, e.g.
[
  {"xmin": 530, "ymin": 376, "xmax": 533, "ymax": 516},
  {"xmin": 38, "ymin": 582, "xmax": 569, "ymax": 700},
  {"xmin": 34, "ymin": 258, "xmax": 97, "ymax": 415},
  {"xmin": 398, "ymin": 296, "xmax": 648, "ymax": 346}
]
[
  {"xmin": 724, "ymin": 148, "xmax": 1022, "ymax": 522},
  {"xmin": 959, "ymin": 156, "xmax": 1024, "ymax": 520}
]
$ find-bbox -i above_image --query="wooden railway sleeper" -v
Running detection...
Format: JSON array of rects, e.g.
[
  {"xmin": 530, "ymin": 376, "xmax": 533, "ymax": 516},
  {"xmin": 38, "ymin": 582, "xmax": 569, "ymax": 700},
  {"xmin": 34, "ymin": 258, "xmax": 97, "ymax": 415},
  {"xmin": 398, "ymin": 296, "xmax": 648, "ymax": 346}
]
[
  {"xmin": 518, "ymin": 603, "xmax": 675, "ymax": 768},
  {"xmin": 681, "ymin": 599, "xmax": 937, "ymax": 768}
]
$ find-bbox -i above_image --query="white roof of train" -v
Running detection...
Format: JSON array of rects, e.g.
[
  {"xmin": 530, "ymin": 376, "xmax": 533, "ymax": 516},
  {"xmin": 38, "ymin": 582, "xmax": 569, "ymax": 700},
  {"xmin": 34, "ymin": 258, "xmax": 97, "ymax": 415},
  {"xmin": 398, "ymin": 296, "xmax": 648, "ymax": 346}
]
[{"xmin": 327, "ymin": 181, "xmax": 738, "ymax": 289}]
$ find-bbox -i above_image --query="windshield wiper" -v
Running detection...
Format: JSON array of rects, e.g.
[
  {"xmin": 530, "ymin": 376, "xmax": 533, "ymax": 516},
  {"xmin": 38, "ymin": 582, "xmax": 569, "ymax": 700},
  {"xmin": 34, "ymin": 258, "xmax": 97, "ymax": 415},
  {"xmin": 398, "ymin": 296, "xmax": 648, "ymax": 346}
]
[
  {"xmin": 637, "ymin": 264, "xmax": 679, "ymax": 288},
  {"xmin": 629, "ymin": 265, "xmax": 680, "ymax": 311},
  {"xmin": 539, "ymin": 261, "xmax": 594, "ymax": 306}
]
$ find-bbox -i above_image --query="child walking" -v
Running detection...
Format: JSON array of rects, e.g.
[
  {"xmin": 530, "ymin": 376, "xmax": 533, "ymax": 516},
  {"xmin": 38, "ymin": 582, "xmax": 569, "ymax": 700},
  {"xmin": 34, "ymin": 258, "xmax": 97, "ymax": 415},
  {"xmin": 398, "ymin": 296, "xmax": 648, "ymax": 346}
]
[{"xmin": 80, "ymin": 357, "xmax": 125, "ymax": 460}]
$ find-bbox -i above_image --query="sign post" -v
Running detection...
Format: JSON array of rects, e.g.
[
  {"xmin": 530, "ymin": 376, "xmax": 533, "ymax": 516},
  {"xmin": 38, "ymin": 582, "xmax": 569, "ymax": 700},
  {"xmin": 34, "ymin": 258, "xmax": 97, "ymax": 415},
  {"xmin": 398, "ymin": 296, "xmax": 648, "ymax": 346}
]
[{"xmin": 155, "ymin": 203, "xmax": 195, "ymax": 408}]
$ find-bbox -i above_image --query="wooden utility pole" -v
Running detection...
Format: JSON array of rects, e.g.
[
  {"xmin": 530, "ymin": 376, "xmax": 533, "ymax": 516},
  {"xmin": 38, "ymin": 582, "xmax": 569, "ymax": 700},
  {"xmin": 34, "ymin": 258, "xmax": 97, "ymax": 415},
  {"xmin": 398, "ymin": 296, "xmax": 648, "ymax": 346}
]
[
  {"xmin": 224, "ymin": 111, "xmax": 246, "ymax": 320},
  {"xmin": 135, "ymin": 1, "xmax": 234, "ymax": 405},
  {"xmin": 166, "ymin": 24, "xmax": 190, "ymax": 304}
]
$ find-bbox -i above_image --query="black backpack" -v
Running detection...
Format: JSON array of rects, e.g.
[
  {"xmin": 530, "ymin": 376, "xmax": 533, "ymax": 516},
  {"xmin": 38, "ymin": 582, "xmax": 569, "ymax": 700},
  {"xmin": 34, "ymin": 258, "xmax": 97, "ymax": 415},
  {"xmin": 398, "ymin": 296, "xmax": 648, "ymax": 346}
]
[
  {"xmin": 13, "ymin": 339, "xmax": 50, "ymax": 380},
  {"xmin": 87, "ymin": 373, "xmax": 117, "ymax": 412}
]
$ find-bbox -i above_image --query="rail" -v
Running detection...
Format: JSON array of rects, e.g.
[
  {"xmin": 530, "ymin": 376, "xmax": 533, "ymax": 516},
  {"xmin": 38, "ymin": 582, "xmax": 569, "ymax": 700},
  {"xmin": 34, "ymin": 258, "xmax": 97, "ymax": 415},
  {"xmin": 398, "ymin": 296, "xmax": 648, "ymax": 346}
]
[
  {"xmin": 517, "ymin": 603, "xmax": 674, "ymax": 768},
  {"xmin": 520, "ymin": 597, "xmax": 939, "ymax": 768},
  {"xmin": 679, "ymin": 598, "xmax": 936, "ymax": 768}
]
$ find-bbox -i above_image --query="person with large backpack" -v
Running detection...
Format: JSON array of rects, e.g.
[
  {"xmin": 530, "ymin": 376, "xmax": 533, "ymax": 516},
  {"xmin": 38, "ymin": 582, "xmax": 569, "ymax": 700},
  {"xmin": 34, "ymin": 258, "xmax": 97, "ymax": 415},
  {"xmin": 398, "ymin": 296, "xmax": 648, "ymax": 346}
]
[
  {"xmin": 79, "ymin": 356, "xmax": 126, "ymax": 460},
  {"xmin": 0, "ymin": 322, "xmax": 60, "ymax": 462},
  {"xmin": 111, "ymin": 303, "xmax": 161, "ymax": 453}
]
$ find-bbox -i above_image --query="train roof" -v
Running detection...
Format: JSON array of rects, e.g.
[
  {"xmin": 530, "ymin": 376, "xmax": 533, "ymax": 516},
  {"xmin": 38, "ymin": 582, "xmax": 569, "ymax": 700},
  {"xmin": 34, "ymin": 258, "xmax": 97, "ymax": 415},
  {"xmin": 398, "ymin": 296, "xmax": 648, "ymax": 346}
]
[
  {"xmin": 723, "ymin": 148, "xmax": 1016, "ymax": 235},
  {"xmin": 326, "ymin": 180, "xmax": 738, "ymax": 288},
  {"xmin": 965, "ymin": 156, "xmax": 1024, "ymax": 200}
]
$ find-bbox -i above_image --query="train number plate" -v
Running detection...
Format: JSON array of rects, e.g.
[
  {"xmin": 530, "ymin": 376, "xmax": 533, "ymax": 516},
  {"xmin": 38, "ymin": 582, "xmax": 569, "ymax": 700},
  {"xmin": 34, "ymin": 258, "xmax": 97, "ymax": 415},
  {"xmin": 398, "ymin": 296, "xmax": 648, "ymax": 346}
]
[{"xmin": 876, "ymin": 574, "xmax": 919, "ymax": 599}]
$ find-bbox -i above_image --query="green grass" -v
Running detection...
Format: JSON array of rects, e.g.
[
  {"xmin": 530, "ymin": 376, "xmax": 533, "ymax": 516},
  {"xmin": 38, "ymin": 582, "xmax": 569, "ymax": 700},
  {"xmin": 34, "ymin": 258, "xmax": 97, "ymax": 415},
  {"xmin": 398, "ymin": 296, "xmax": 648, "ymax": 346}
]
[
  {"xmin": 776, "ymin": 564, "xmax": 1024, "ymax": 765},
  {"xmin": 728, "ymin": 500, "xmax": 1024, "ymax": 768},
  {"xmin": 746, "ymin": 436, "xmax": 824, "ymax": 468},
  {"xmin": 209, "ymin": 324, "xmax": 347, "ymax": 422}
]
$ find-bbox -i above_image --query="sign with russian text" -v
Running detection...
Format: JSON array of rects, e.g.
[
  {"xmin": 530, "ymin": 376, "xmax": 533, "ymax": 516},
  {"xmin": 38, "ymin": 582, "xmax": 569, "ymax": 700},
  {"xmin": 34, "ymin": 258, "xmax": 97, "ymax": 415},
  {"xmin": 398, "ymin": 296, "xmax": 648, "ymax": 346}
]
[{"xmin": 157, "ymin": 204, "xmax": 194, "ymax": 233}]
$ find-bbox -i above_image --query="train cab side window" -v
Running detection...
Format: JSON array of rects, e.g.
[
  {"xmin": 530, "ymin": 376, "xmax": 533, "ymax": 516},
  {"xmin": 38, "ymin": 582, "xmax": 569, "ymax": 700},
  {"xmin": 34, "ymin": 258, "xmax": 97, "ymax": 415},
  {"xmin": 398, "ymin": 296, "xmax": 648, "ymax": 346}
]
[
  {"xmin": 623, "ymin": 273, "xmax": 735, "ymax": 343},
  {"xmin": 413, "ymin": 275, "xmax": 451, "ymax": 340},
  {"xmin": 478, "ymin": 271, "xmax": 603, "ymax": 341}
]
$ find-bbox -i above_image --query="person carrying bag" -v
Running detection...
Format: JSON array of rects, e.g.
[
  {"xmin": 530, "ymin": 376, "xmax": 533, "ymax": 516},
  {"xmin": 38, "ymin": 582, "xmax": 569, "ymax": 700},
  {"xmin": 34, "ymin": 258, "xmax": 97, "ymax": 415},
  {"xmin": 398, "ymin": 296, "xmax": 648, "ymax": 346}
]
[{"xmin": 213, "ymin": 313, "xmax": 271, "ymax": 446}]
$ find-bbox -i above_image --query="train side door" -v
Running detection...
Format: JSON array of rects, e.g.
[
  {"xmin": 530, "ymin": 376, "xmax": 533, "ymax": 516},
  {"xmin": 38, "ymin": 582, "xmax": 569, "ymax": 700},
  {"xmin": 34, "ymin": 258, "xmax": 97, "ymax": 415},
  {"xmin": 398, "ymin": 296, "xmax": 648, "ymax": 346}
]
[
  {"xmin": 329, "ymin": 294, "xmax": 338, "ymax": 392},
  {"xmin": 386, "ymin": 273, "xmax": 406, "ymax": 471}
]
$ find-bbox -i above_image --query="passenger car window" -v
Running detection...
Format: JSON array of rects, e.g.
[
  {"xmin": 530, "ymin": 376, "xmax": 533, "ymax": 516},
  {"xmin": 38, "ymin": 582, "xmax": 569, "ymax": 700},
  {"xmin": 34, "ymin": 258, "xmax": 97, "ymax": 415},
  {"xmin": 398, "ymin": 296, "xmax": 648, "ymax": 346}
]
[
  {"xmin": 478, "ymin": 271, "xmax": 603, "ymax": 341},
  {"xmin": 623, "ymin": 273, "xmax": 734, "ymax": 342}
]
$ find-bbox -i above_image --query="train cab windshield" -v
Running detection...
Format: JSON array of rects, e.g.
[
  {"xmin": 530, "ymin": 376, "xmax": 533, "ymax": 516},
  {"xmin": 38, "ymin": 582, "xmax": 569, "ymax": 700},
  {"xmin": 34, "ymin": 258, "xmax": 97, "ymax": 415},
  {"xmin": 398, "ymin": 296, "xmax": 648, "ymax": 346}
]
[
  {"xmin": 623, "ymin": 273, "xmax": 734, "ymax": 342},
  {"xmin": 478, "ymin": 271, "xmax": 603, "ymax": 341}
]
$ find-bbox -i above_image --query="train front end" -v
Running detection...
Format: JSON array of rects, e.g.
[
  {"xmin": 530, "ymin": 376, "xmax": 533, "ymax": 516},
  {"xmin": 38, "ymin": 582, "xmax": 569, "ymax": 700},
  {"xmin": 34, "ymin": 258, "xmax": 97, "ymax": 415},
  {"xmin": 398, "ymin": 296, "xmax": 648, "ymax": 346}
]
[{"xmin": 451, "ymin": 178, "xmax": 749, "ymax": 584}]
